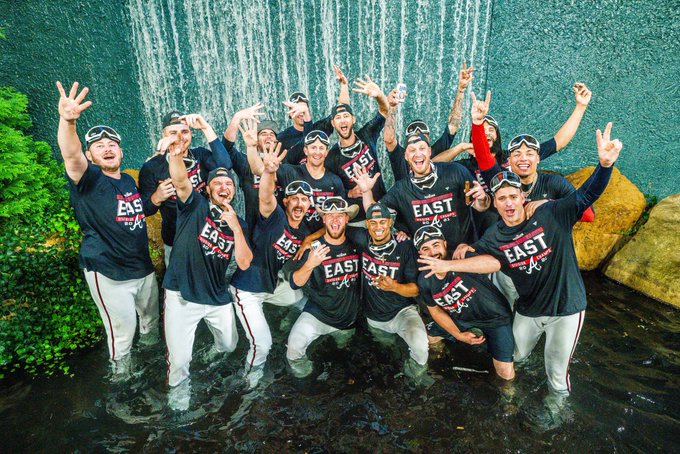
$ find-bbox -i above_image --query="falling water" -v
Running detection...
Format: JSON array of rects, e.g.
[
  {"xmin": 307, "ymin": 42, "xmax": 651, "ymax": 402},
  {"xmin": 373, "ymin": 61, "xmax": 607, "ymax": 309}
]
[{"xmin": 126, "ymin": 0, "xmax": 492, "ymax": 176}]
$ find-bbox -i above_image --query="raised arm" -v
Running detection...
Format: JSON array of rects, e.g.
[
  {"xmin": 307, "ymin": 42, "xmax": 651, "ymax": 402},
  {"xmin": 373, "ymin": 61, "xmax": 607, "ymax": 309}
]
[
  {"xmin": 238, "ymin": 118, "xmax": 265, "ymax": 176},
  {"xmin": 259, "ymin": 142, "xmax": 287, "ymax": 219},
  {"xmin": 168, "ymin": 143, "xmax": 193, "ymax": 203},
  {"xmin": 553, "ymin": 82, "xmax": 592, "ymax": 150},
  {"xmin": 56, "ymin": 81, "xmax": 92, "ymax": 184},
  {"xmin": 432, "ymin": 142, "xmax": 474, "ymax": 162},
  {"xmin": 447, "ymin": 62, "xmax": 475, "ymax": 135},
  {"xmin": 182, "ymin": 113, "xmax": 232, "ymax": 169},
  {"xmin": 417, "ymin": 254, "xmax": 501, "ymax": 278},
  {"xmin": 220, "ymin": 204, "xmax": 253, "ymax": 270},
  {"xmin": 353, "ymin": 75, "xmax": 389, "ymax": 118},
  {"xmin": 384, "ymin": 87, "xmax": 400, "ymax": 152},
  {"xmin": 334, "ymin": 64, "xmax": 350, "ymax": 105},
  {"xmin": 223, "ymin": 103, "xmax": 265, "ymax": 143}
]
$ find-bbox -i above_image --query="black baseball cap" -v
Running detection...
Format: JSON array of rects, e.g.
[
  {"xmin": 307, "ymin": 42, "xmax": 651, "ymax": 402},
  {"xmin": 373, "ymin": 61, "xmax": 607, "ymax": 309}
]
[
  {"xmin": 162, "ymin": 111, "xmax": 184, "ymax": 129},
  {"xmin": 331, "ymin": 103, "xmax": 354, "ymax": 118},
  {"xmin": 85, "ymin": 125, "xmax": 121, "ymax": 148},
  {"xmin": 405, "ymin": 132, "xmax": 430, "ymax": 147},
  {"xmin": 365, "ymin": 202, "xmax": 392, "ymax": 220},
  {"xmin": 257, "ymin": 120, "xmax": 279, "ymax": 134},
  {"xmin": 207, "ymin": 167, "xmax": 235, "ymax": 185}
]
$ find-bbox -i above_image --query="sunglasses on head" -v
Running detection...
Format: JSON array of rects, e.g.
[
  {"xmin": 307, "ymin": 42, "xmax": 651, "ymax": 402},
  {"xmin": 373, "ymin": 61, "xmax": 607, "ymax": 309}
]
[
  {"xmin": 405, "ymin": 121, "xmax": 430, "ymax": 137},
  {"xmin": 85, "ymin": 125, "xmax": 121, "ymax": 145},
  {"xmin": 289, "ymin": 93, "xmax": 309, "ymax": 103},
  {"xmin": 305, "ymin": 130, "xmax": 330, "ymax": 146},
  {"xmin": 489, "ymin": 171, "xmax": 522, "ymax": 194},
  {"xmin": 285, "ymin": 180, "xmax": 313, "ymax": 197},
  {"xmin": 321, "ymin": 197, "xmax": 349, "ymax": 211},
  {"xmin": 507, "ymin": 134, "xmax": 540, "ymax": 153},
  {"xmin": 414, "ymin": 225, "xmax": 444, "ymax": 249}
]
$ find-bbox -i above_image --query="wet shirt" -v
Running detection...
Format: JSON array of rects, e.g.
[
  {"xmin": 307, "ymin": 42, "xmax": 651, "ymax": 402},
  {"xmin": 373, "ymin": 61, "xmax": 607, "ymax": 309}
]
[
  {"xmin": 163, "ymin": 191, "xmax": 248, "ymax": 306},
  {"xmin": 68, "ymin": 164, "xmax": 153, "ymax": 281},
  {"xmin": 380, "ymin": 161, "xmax": 476, "ymax": 247},
  {"xmin": 326, "ymin": 113, "xmax": 386, "ymax": 218},
  {"xmin": 521, "ymin": 173, "xmax": 575, "ymax": 202},
  {"xmin": 472, "ymin": 165, "xmax": 613, "ymax": 317},
  {"xmin": 418, "ymin": 270, "xmax": 512, "ymax": 328},
  {"xmin": 231, "ymin": 205, "xmax": 309, "ymax": 293},
  {"xmin": 276, "ymin": 163, "xmax": 346, "ymax": 232},
  {"xmin": 346, "ymin": 228, "xmax": 419, "ymax": 322},
  {"xmin": 278, "ymin": 117, "xmax": 333, "ymax": 165},
  {"xmin": 389, "ymin": 128, "xmax": 456, "ymax": 181},
  {"xmin": 139, "ymin": 139, "xmax": 232, "ymax": 245},
  {"xmin": 285, "ymin": 238, "xmax": 360, "ymax": 329}
]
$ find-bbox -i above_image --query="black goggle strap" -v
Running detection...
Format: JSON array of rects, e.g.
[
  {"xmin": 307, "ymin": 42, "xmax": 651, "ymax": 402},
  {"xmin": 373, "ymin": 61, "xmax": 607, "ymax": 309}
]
[
  {"xmin": 414, "ymin": 225, "xmax": 444, "ymax": 249},
  {"xmin": 322, "ymin": 197, "xmax": 348, "ymax": 211}
]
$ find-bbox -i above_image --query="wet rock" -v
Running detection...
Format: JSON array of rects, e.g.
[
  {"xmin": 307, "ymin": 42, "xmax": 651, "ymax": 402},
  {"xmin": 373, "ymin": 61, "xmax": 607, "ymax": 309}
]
[
  {"xmin": 566, "ymin": 166, "xmax": 646, "ymax": 270},
  {"xmin": 123, "ymin": 169, "xmax": 165, "ymax": 276},
  {"xmin": 603, "ymin": 193, "xmax": 680, "ymax": 308}
]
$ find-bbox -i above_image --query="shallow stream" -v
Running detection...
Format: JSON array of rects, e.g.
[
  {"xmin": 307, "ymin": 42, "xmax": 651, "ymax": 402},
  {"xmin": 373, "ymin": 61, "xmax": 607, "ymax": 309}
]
[{"xmin": 1, "ymin": 272, "xmax": 678, "ymax": 452}]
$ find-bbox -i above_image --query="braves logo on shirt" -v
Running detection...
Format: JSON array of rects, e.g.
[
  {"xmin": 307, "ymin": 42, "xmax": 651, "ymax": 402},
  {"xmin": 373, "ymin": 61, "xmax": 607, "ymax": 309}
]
[
  {"xmin": 362, "ymin": 253, "xmax": 400, "ymax": 285},
  {"xmin": 307, "ymin": 190, "xmax": 335, "ymax": 222},
  {"xmin": 187, "ymin": 164, "xmax": 205, "ymax": 193},
  {"xmin": 500, "ymin": 227, "xmax": 553, "ymax": 274},
  {"xmin": 116, "ymin": 192, "xmax": 146, "ymax": 231},
  {"xmin": 322, "ymin": 253, "xmax": 359, "ymax": 289},
  {"xmin": 411, "ymin": 193, "xmax": 457, "ymax": 223},
  {"xmin": 198, "ymin": 218, "xmax": 234, "ymax": 260},
  {"xmin": 273, "ymin": 228, "xmax": 302, "ymax": 263},
  {"xmin": 340, "ymin": 143, "xmax": 377, "ymax": 181},
  {"xmin": 432, "ymin": 275, "xmax": 477, "ymax": 313}
]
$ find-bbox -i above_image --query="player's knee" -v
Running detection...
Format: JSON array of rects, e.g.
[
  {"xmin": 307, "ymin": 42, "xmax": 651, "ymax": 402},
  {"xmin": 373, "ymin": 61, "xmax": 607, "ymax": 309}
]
[
  {"xmin": 286, "ymin": 331, "xmax": 307, "ymax": 360},
  {"xmin": 494, "ymin": 361, "xmax": 515, "ymax": 380}
]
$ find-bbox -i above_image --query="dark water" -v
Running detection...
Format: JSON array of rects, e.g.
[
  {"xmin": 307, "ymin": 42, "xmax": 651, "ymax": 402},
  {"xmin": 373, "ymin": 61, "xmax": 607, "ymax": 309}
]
[{"xmin": 1, "ymin": 272, "xmax": 678, "ymax": 452}]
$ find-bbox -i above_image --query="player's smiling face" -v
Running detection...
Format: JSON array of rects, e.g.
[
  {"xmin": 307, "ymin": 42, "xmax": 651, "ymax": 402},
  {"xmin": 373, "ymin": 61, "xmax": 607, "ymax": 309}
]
[
  {"xmin": 405, "ymin": 140, "xmax": 432, "ymax": 177},
  {"xmin": 483, "ymin": 121, "xmax": 498, "ymax": 148},
  {"xmin": 493, "ymin": 186, "xmax": 526, "ymax": 226},
  {"xmin": 284, "ymin": 193, "xmax": 311, "ymax": 223},
  {"xmin": 304, "ymin": 140, "xmax": 329, "ymax": 167},
  {"xmin": 87, "ymin": 138, "xmax": 123, "ymax": 172},
  {"xmin": 366, "ymin": 217, "xmax": 393, "ymax": 244},
  {"xmin": 419, "ymin": 239, "xmax": 448, "ymax": 260},
  {"xmin": 163, "ymin": 123, "xmax": 193, "ymax": 155},
  {"xmin": 207, "ymin": 176, "xmax": 235, "ymax": 206},
  {"xmin": 257, "ymin": 129, "xmax": 277, "ymax": 151},
  {"xmin": 331, "ymin": 112, "xmax": 355, "ymax": 139},
  {"xmin": 324, "ymin": 212, "xmax": 349, "ymax": 239},
  {"xmin": 508, "ymin": 144, "xmax": 540, "ymax": 180}
]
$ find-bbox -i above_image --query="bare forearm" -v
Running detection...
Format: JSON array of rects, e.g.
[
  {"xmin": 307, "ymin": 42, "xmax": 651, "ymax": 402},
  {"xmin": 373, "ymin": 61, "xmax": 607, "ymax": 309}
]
[
  {"xmin": 448, "ymin": 255, "xmax": 500, "ymax": 274},
  {"xmin": 57, "ymin": 118, "xmax": 87, "ymax": 179},
  {"xmin": 391, "ymin": 282, "xmax": 419, "ymax": 298},
  {"xmin": 168, "ymin": 154, "xmax": 192, "ymax": 201},
  {"xmin": 384, "ymin": 106, "xmax": 398, "ymax": 151},
  {"xmin": 201, "ymin": 124, "xmax": 218, "ymax": 143},
  {"xmin": 361, "ymin": 190, "xmax": 376, "ymax": 212},
  {"xmin": 376, "ymin": 93, "xmax": 389, "ymax": 118},
  {"xmin": 232, "ymin": 228, "xmax": 253, "ymax": 270},
  {"xmin": 554, "ymin": 104, "xmax": 587, "ymax": 150},
  {"xmin": 428, "ymin": 305, "xmax": 463, "ymax": 339},
  {"xmin": 223, "ymin": 115, "xmax": 240, "ymax": 143},
  {"xmin": 258, "ymin": 170, "xmax": 277, "ymax": 217},
  {"xmin": 432, "ymin": 144, "xmax": 466, "ymax": 162},
  {"xmin": 293, "ymin": 262, "xmax": 315, "ymax": 288},
  {"xmin": 447, "ymin": 88, "xmax": 465, "ymax": 135},
  {"xmin": 338, "ymin": 82, "xmax": 350, "ymax": 105}
]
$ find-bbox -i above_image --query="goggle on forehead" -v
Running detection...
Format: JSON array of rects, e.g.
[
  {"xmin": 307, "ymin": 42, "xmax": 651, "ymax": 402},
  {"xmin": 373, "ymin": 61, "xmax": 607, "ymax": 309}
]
[
  {"xmin": 285, "ymin": 180, "xmax": 313, "ymax": 197},
  {"xmin": 489, "ymin": 171, "xmax": 522, "ymax": 194},
  {"xmin": 85, "ymin": 125, "xmax": 121, "ymax": 145},
  {"xmin": 483, "ymin": 115, "xmax": 499, "ymax": 130},
  {"xmin": 414, "ymin": 225, "xmax": 444, "ymax": 249},
  {"xmin": 304, "ymin": 130, "xmax": 330, "ymax": 146},
  {"xmin": 405, "ymin": 121, "xmax": 430, "ymax": 137},
  {"xmin": 289, "ymin": 93, "xmax": 309, "ymax": 103},
  {"xmin": 321, "ymin": 197, "xmax": 349, "ymax": 211},
  {"xmin": 507, "ymin": 134, "xmax": 540, "ymax": 153}
]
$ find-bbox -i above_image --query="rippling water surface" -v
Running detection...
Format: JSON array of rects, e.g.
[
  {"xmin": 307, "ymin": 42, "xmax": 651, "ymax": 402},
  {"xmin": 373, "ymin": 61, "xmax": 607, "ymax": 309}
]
[{"xmin": 1, "ymin": 273, "xmax": 678, "ymax": 452}]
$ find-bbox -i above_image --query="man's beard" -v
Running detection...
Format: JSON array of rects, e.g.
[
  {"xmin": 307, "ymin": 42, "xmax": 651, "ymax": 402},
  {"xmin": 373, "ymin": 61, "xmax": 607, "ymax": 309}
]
[{"xmin": 327, "ymin": 225, "xmax": 346, "ymax": 239}]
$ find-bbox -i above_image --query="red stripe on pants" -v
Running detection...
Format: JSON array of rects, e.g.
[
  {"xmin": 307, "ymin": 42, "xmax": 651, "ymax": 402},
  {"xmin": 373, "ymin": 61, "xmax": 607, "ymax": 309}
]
[
  {"xmin": 234, "ymin": 288, "xmax": 257, "ymax": 373},
  {"xmin": 94, "ymin": 272, "xmax": 116, "ymax": 361}
]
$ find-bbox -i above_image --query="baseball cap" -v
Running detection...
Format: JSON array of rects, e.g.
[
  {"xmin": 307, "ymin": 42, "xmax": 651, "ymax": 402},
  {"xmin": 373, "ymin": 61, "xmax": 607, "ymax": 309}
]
[
  {"xmin": 162, "ymin": 111, "xmax": 184, "ymax": 129},
  {"xmin": 405, "ymin": 132, "xmax": 430, "ymax": 147},
  {"xmin": 85, "ymin": 125, "xmax": 121, "ymax": 148},
  {"xmin": 365, "ymin": 202, "xmax": 392, "ymax": 220},
  {"xmin": 207, "ymin": 167, "xmax": 235, "ymax": 185},
  {"xmin": 414, "ymin": 225, "xmax": 445, "ymax": 250},
  {"xmin": 331, "ymin": 103, "xmax": 354, "ymax": 118},
  {"xmin": 257, "ymin": 120, "xmax": 279, "ymax": 134}
]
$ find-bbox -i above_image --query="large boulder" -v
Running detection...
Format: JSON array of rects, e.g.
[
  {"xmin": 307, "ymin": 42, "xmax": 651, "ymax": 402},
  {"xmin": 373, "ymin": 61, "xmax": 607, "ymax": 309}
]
[
  {"xmin": 123, "ymin": 168, "xmax": 165, "ymax": 275},
  {"xmin": 566, "ymin": 166, "xmax": 646, "ymax": 270},
  {"xmin": 604, "ymin": 193, "xmax": 680, "ymax": 308}
]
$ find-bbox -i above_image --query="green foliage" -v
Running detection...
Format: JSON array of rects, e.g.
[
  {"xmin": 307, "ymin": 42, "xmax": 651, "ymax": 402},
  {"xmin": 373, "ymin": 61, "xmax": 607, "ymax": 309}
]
[
  {"xmin": 0, "ymin": 86, "xmax": 100, "ymax": 377},
  {"xmin": 0, "ymin": 87, "xmax": 66, "ymax": 222}
]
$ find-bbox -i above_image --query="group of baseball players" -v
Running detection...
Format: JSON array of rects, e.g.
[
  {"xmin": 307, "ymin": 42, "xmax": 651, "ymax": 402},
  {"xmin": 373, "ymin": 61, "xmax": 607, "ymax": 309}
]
[{"xmin": 55, "ymin": 62, "xmax": 623, "ymax": 413}]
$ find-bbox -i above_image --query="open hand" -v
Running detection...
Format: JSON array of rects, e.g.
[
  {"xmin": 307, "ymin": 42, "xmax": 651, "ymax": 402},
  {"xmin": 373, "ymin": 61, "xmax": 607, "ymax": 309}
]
[
  {"xmin": 262, "ymin": 141, "xmax": 287, "ymax": 174},
  {"xmin": 238, "ymin": 118, "xmax": 259, "ymax": 148},
  {"xmin": 352, "ymin": 75, "xmax": 383, "ymax": 99},
  {"xmin": 333, "ymin": 64, "xmax": 348, "ymax": 85},
  {"xmin": 452, "ymin": 243, "xmax": 475, "ymax": 260},
  {"xmin": 56, "ymin": 81, "xmax": 92, "ymax": 121},
  {"xmin": 351, "ymin": 164, "xmax": 380, "ymax": 194},
  {"xmin": 306, "ymin": 243, "xmax": 331, "ymax": 268}
]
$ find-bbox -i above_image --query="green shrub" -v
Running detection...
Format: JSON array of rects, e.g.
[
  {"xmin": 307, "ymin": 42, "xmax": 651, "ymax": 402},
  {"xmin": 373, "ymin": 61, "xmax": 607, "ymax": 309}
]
[{"xmin": 0, "ymin": 86, "xmax": 100, "ymax": 378}]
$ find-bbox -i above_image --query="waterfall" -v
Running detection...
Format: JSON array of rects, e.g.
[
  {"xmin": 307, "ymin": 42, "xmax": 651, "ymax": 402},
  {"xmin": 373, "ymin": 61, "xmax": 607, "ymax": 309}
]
[{"xmin": 127, "ymin": 0, "xmax": 493, "ymax": 183}]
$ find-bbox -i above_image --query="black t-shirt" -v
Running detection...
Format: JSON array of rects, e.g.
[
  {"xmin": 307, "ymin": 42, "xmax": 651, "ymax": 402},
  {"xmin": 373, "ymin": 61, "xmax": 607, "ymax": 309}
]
[
  {"xmin": 472, "ymin": 165, "xmax": 612, "ymax": 317},
  {"xmin": 162, "ymin": 191, "xmax": 248, "ymax": 306},
  {"xmin": 284, "ymin": 237, "xmax": 360, "ymax": 329},
  {"xmin": 68, "ymin": 164, "xmax": 154, "ymax": 281},
  {"xmin": 326, "ymin": 113, "xmax": 386, "ymax": 219},
  {"xmin": 276, "ymin": 163, "xmax": 346, "ymax": 232},
  {"xmin": 380, "ymin": 161, "xmax": 476, "ymax": 248},
  {"xmin": 231, "ymin": 205, "xmax": 309, "ymax": 293},
  {"xmin": 139, "ymin": 140, "xmax": 232, "ymax": 245},
  {"xmin": 418, "ymin": 270, "xmax": 512, "ymax": 327},
  {"xmin": 346, "ymin": 228, "xmax": 419, "ymax": 322},
  {"xmin": 522, "ymin": 173, "xmax": 575, "ymax": 202},
  {"xmin": 389, "ymin": 128, "xmax": 456, "ymax": 181},
  {"xmin": 279, "ymin": 116, "xmax": 334, "ymax": 165}
]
